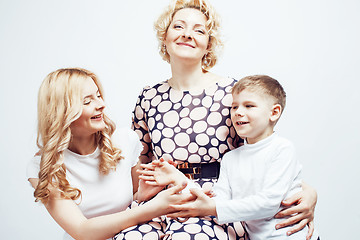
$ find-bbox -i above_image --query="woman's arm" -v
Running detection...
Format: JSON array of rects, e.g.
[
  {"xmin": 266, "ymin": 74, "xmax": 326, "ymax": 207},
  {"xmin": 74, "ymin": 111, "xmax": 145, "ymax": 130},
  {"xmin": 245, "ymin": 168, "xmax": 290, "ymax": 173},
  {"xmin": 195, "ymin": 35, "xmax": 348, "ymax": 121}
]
[
  {"xmin": 29, "ymin": 178, "xmax": 187, "ymax": 240},
  {"xmin": 275, "ymin": 181, "xmax": 317, "ymax": 240}
]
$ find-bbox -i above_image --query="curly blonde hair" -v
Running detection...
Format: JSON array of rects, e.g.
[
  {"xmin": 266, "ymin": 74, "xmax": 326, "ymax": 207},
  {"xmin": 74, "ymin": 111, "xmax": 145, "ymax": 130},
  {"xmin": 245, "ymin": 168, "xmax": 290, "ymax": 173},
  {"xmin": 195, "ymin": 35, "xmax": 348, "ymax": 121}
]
[
  {"xmin": 34, "ymin": 68, "xmax": 123, "ymax": 204},
  {"xmin": 155, "ymin": 0, "xmax": 223, "ymax": 72}
]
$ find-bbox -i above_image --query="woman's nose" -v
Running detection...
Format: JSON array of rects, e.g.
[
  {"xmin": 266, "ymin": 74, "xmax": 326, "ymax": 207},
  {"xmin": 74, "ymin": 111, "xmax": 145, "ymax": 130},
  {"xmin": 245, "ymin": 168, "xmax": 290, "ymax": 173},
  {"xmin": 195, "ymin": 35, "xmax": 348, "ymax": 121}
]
[{"xmin": 182, "ymin": 29, "xmax": 192, "ymax": 39}]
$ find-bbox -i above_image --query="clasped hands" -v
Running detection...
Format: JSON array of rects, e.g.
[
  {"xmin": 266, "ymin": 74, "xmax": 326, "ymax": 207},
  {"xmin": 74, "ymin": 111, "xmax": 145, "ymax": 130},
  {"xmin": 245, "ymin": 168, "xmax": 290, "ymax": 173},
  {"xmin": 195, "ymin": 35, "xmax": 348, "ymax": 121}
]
[{"xmin": 137, "ymin": 158, "xmax": 217, "ymax": 218}]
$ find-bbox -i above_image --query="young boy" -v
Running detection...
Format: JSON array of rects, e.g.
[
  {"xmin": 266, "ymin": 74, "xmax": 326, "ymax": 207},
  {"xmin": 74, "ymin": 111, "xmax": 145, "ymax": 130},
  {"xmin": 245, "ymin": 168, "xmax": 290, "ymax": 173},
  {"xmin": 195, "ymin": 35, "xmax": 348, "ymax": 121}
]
[{"xmin": 139, "ymin": 75, "xmax": 318, "ymax": 240}]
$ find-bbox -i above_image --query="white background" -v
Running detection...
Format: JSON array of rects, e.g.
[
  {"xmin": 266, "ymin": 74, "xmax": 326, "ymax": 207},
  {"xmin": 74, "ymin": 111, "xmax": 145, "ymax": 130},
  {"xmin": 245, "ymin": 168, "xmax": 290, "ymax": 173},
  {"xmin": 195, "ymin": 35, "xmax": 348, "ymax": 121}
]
[{"xmin": 1, "ymin": 0, "xmax": 359, "ymax": 239}]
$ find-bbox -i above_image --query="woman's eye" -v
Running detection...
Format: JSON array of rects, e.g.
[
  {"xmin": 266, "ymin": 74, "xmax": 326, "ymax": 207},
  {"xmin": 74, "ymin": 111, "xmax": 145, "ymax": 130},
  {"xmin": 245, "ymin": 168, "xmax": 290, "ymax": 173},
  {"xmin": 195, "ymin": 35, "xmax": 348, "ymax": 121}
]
[
  {"xmin": 174, "ymin": 25, "xmax": 182, "ymax": 29},
  {"xmin": 84, "ymin": 101, "xmax": 91, "ymax": 105},
  {"xmin": 246, "ymin": 105, "xmax": 254, "ymax": 108},
  {"xmin": 196, "ymin": 29, "xmax": 205, "ymax": 34}
]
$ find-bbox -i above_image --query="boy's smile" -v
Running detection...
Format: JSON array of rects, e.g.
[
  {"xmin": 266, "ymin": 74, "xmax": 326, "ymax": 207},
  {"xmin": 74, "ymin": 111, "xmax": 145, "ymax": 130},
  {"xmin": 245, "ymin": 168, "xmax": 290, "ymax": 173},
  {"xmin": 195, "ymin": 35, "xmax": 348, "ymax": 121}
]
[{"xmin": 231, "ymin": 89, "xmax": 279, "ymax": 144}]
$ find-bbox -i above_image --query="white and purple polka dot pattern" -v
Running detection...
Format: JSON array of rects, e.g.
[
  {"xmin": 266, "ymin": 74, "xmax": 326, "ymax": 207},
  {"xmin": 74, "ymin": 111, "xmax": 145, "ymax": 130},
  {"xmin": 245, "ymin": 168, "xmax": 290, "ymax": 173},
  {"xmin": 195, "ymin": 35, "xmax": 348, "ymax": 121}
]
[
  {"xmin": 118, "ymin": 78, "xmax": 247, "ymax": 239},
  {"xmin": 132, "ymin": 78, "xmax": 242, "ymax": 172}
]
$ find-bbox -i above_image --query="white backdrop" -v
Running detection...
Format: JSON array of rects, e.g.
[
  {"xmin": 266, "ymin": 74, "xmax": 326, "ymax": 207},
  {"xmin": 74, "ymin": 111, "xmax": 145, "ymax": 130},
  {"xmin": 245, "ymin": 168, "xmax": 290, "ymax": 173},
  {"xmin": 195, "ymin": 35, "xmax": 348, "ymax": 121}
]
[{"xmin": 1, "ymin": 0, "xmax": 359, "ymax": 239}]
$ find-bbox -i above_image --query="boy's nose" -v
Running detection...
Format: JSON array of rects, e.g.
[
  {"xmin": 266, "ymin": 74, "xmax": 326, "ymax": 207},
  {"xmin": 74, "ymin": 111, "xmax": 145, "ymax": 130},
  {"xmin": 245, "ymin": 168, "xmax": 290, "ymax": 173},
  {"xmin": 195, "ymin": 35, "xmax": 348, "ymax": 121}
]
[{"xmin": 236, "ymin": 109, "xmax": 244, "ymax": 117}]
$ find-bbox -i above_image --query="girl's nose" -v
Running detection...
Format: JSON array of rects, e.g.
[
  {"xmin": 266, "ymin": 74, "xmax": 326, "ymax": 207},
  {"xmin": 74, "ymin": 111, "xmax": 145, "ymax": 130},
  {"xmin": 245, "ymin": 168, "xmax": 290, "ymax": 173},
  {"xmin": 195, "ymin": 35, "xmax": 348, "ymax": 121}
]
[{"xmin": 96, "ymin": 98, "xmax": 105, "ymax": 110}]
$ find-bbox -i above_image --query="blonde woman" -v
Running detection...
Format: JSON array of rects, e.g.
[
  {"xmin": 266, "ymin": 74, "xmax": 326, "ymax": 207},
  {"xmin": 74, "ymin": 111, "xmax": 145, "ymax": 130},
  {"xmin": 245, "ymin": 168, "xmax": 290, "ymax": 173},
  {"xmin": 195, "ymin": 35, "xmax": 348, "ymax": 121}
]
[
  {"xmin": 117, "ymin": 0, "xmax": 318, "ymax": 239},
  {"xmin": 26, "ymin": 68, "xmax": 187, "ymax": 240}
]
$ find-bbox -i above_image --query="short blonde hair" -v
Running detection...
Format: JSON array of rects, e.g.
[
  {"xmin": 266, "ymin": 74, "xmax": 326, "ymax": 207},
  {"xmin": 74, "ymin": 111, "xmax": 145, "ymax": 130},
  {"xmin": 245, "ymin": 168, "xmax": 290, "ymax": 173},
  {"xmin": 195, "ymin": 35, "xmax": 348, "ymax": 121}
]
[
  {"xmin": 154, "ymin": 0, "xmax": 223, "ymax": 72},
  {"xmin": 35, "ymin": 68, "xmax": 123, "ymax": 204},
  {"xmin": 232, "ymin": 75, "xmax": 287, "ymax": 111}
]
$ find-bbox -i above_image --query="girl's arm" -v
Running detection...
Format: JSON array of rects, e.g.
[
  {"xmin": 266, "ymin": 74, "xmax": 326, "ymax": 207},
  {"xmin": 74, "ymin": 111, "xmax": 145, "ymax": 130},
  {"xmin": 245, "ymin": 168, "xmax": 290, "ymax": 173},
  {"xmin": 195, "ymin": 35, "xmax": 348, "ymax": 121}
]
[
  {"xmin": 167, "ymin": 188, "xmax": 217, "ymax": 218},
  {"xmin": 29, "ymin": 178, "xmax": 187, "ymax": 240},
  {"xmin": 131, "ymin": 161, "xmax": 141, "ymax": 194}
]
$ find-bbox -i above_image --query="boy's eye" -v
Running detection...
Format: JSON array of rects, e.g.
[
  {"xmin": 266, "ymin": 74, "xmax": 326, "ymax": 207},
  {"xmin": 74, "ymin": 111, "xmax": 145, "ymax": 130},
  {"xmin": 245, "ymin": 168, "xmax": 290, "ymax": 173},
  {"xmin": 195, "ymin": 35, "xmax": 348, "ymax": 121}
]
[{"xmin": 232, "ymin": 106, "xmax": 238, "ymax": 110}]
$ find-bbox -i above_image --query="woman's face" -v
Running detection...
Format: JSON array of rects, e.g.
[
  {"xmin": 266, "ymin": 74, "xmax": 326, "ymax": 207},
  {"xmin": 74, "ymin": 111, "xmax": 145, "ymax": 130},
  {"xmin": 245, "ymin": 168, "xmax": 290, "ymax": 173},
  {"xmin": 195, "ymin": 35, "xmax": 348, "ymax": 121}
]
[
  {"xmin": 165, "ymin": 8, "xmax": 209, "ymax": 64},
  {"xmin": 70, "ymin": 77, "xmax": 106, "ymax": 138}
]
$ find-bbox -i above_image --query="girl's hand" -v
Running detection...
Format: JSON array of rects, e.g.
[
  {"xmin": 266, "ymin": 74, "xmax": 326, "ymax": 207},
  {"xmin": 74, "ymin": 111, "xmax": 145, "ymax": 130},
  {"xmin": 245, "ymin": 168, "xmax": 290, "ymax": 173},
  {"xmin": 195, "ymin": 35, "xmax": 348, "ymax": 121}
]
[
  {"xmin": 166, "ymin": 188, "xmax": 217, "ymax": 219},
  {"xmin": 148, "ymin": 182, "xmax": 195, "ymax": 215},
  {"xmin": 136, "ymin": 178, "xmax": 165, "ymax": 202},
  {"xmin": 274, "ymin": 182, "xmax": 317, "ymax": 240}
]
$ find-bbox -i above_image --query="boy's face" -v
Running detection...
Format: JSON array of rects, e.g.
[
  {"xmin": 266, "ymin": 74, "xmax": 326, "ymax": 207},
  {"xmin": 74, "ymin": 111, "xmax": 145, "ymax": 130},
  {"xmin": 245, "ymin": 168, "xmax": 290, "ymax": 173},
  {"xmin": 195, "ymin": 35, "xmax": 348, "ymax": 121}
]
[{"xmin": 231, "ymin": 89, "xmax": 277, "ymax": 144}]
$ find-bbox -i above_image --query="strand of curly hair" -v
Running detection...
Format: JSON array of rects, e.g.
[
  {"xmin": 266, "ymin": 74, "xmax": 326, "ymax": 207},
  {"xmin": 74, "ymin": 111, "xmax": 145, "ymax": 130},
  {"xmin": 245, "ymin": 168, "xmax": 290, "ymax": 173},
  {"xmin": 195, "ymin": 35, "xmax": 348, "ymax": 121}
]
[
  {"xmin": 34, "ymin": 113, "xmax": 123, "ymax": 204},
  {"xmin": 34, "ymin": 68, "xmax": 124, "ymax": 204}
]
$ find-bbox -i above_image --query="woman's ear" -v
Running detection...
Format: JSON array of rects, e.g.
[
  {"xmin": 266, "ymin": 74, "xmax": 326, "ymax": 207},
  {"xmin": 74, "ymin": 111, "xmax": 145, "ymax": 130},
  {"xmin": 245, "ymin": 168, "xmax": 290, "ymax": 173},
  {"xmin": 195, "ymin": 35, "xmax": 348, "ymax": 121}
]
[{"xmin": 270, "ymin": 104, "xmax": 282, "ymax": 122}]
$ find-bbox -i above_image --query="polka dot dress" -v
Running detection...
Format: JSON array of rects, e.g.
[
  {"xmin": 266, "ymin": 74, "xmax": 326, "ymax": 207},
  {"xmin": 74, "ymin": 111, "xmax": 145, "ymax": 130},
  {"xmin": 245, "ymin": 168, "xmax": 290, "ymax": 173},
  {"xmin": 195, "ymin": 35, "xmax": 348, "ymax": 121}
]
[{"xmin": 114, "ymin": 78, "xmax": 247, "ymax": 240}]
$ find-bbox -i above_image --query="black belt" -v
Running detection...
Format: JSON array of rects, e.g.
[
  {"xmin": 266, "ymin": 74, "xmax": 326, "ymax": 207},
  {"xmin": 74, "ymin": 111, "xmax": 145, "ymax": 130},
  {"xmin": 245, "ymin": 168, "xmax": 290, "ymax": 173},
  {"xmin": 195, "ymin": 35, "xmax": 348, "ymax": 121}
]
[{"xmin": 176, "ymin": 161, "xmax": 220, "ymax": 180}]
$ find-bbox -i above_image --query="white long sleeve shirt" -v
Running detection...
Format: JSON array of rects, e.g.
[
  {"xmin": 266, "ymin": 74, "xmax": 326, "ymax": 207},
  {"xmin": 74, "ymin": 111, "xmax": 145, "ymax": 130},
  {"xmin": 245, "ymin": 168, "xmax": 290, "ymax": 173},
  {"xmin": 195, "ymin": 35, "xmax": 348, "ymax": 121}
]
[{"xmin": 214, "ymin": 133, "xmax": 318, "ymax": 240}]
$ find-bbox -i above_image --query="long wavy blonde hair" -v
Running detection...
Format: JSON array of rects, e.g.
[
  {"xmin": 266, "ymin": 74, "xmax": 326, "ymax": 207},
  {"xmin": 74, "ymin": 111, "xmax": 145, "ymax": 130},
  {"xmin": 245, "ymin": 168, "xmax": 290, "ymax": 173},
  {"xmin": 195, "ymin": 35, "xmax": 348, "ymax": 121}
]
[
  {"xmin": 34, "ymin": 68, "xmax": 123, "ymax": 204},
  {"xmin": 155, "ymin": 0, "xmax": 223, "ymax": 72}
]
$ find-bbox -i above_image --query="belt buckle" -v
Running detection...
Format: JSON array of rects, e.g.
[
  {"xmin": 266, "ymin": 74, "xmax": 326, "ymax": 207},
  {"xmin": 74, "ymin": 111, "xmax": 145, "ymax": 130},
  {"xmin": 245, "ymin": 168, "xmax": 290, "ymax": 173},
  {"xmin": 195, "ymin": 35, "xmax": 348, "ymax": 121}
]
[
  {"xmin": 193, "ymin": 166, "xmax": 201, "ymax": 174},
  {"xmin": 177, "ymin": 162, "xmax": 201, "ymax": 180}
]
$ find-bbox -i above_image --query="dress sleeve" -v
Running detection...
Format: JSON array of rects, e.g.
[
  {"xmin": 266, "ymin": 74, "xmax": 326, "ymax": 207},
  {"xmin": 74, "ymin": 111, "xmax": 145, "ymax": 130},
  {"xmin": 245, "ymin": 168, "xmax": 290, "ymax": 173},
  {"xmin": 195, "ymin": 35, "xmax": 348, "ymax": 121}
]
[
  {"xmin": 215, "ymin": 142, "xmax": 302, "ymax": 224},
  {"xmin": 26, "ymin": 155, "xmax": 40, "ymax": 180},
  {"xmin": 131, "ymin": 87, "xmax": 154, "ymax": 163}
]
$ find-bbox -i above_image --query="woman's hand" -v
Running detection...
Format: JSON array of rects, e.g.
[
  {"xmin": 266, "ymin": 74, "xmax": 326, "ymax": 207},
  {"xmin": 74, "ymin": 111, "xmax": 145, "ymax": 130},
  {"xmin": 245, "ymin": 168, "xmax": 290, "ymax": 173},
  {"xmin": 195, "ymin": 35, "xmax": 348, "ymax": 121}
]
[
  {"xmin": 138, "ymin": 159, "xmax": 187, "ymax": 187},
  {"xmin": 275, "ymin": 182, "xmax": 317, "ymax": 240}
]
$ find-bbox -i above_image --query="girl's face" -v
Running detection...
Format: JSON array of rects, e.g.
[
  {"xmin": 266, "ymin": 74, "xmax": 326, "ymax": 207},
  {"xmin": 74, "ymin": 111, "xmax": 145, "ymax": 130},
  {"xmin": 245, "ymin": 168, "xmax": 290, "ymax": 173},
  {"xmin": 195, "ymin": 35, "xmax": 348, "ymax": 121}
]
[
  {"xmin": 70, "ymin": 77, "xmax": 106, "ymax": 138},
  {"xmin": 165, "ymin": 8, "xmax": 209, "ymax": 64}
]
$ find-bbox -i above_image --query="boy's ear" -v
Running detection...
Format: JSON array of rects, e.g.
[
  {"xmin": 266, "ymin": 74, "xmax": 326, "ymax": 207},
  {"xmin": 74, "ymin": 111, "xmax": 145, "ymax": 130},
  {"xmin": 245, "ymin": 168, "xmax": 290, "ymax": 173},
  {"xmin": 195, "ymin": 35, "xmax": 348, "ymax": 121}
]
[{"xmin": 270, "ymin": 104, "xmax": 282, "ymax": 122}]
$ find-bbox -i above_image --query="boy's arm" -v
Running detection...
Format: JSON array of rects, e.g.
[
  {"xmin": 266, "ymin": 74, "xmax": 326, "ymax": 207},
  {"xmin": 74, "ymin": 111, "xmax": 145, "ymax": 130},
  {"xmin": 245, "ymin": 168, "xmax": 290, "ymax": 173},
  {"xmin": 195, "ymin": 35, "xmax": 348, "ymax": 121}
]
[
  {"xmin": 215, "ymin": 143, "xmax": 300, "ymax": 224},
  {"xmin": 168, "ymin": 142, "xmax": 301, "ymax": 223}
]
